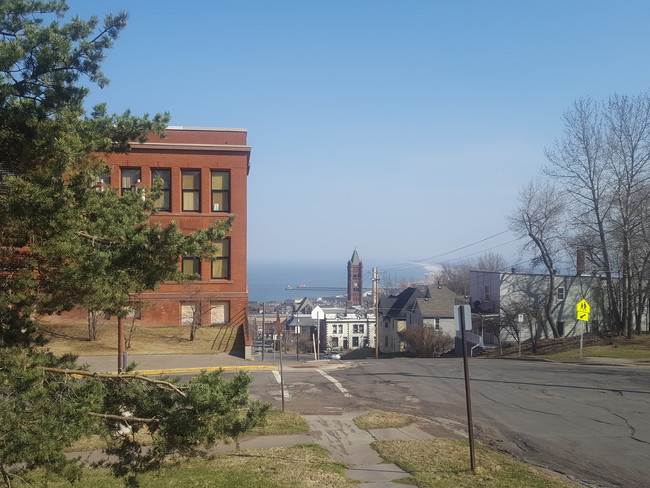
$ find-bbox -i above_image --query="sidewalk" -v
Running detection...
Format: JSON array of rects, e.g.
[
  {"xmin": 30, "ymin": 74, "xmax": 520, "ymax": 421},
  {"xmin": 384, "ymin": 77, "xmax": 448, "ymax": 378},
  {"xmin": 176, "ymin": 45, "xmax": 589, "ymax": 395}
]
[{"xmin": 196, "ymin": 411, "xmax": 438, "ymax": 487}]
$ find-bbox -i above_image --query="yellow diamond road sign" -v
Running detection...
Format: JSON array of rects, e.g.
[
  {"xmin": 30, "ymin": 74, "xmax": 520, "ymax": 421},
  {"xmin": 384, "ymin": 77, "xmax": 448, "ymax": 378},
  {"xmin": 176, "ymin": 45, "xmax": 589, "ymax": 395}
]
[{"xmin": 577, "ymin": 311, "xmax": 589, "ymax": 322}]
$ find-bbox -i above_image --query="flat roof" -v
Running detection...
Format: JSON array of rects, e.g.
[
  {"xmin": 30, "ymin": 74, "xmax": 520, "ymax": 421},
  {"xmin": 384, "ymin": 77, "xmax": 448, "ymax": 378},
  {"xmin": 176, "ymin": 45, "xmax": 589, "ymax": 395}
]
[{"xmin": 166, "ymin": 126, "xmax": 247, "ymax": 132}]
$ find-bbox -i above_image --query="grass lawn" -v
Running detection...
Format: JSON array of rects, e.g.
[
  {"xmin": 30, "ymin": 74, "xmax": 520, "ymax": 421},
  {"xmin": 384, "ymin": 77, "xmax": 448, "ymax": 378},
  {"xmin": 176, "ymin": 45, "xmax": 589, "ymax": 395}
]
[
  {"xmin": 546, "ymin": 334, "xmax": 650, "ymax": 361},
  {"xmin": 39, "ymin": 320, "xmax": 234, "ymax": 356},
  {"xmin": 495, "ymin": 333, "xmax": 650, "ymax": 362},
  {"xmin": 15, "ymin": 445, "xmax": 356, "ymax": 488},
  {"xmin": 372, "ymin": 439, "xmax": 583, "ymax": 488}
]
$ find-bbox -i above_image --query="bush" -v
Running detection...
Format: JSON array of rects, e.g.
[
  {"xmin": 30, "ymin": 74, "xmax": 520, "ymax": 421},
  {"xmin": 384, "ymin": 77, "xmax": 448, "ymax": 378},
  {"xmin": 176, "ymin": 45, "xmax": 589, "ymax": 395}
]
[{"xmin": 401, "ymin": 326, "xmax": 454, "ymax": 357}]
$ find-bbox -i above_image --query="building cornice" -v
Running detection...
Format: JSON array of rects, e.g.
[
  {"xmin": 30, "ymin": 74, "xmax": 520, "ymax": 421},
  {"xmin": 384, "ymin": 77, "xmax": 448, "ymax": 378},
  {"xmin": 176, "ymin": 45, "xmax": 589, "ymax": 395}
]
[{"xmin": 130, "ymin": 142, "xmax": 251, "ymax": 153}]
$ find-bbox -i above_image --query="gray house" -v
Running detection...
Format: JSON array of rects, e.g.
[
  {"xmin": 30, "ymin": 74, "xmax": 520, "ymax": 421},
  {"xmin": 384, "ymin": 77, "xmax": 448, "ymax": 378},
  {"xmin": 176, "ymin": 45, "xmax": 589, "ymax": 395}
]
[
  {"xmin": 379, "ymin": 286, "xmax": 466, "ymax": 353},
  {"xmin": 468, "ymin": 270, "xmax": 617, "ymax": 343}
]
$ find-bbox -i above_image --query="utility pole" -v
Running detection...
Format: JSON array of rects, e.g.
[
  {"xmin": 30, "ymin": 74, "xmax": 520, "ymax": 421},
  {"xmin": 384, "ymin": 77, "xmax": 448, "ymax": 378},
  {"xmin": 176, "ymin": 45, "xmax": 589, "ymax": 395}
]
[
  {"xmin": 261, "ymin": 303, "xmax": 266, "ymax": 362},
  {"xmin": 373, "ymin": 267, "xmax": 379, "ymax": 359}
]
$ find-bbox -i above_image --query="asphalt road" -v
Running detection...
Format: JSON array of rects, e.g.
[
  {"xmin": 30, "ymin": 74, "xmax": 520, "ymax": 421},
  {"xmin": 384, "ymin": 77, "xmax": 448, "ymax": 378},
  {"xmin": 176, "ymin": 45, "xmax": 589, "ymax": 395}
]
[{"xmin": 241, "ymin": 357, "xmax": 650, "ymax": 488}]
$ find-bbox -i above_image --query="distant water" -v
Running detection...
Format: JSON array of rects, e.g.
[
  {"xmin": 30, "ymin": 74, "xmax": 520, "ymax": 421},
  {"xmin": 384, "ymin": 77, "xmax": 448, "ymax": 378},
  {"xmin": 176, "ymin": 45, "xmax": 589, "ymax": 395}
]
[
  {"xmin": 247, "ymin": 261, "xmax": 426, "ymax": 303},
  {"xmin": 248, "ymin": 262, "xmax": 347, "ymax": 303}
]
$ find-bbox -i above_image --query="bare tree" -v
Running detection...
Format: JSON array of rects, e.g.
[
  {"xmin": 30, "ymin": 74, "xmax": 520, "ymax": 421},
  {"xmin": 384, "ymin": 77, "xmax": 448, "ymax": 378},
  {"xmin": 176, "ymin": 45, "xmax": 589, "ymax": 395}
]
[
  {"xmin": 500, "ymin": 296, "xmax": 545, "ymax": 354},
  {"xmin": 508, "ymin": 179, "xmax": 565, "ymax": 338},
  {"xmin": 475, "ymin": 251, "xmax": 507, "ymax": 272},
  {"xmin": 544, "ymin": 93, "xmax": 650, "ymax": 337},
  {"xmin": 602, "ymin": 93, "xmax": 650, "ymax": 338},
  {"xmin": 426, "ymin": 252, "xmax": 508, "ymax": 297},
  {"xmin": 480, "ymin": 314, "xmax": 506, "ymax": 354},
  {"xmin": 545, "ymin": 97, "xmax": 619, "ymax": 333}
]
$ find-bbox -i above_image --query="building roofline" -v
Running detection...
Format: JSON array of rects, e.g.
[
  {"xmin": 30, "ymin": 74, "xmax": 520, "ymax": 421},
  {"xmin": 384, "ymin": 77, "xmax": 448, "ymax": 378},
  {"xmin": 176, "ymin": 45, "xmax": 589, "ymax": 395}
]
[
  {"xmin": 129, "ymin": 142, "xmax": 251, "ymax": 152},
  {"xmin": 166, "ymin": 126, "xmax": 247, "ymax": 133}
]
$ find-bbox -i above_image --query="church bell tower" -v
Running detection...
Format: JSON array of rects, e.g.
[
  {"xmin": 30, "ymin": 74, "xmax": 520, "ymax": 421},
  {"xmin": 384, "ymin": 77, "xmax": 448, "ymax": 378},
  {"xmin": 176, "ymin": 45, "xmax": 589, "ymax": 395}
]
[{"xmin": 347, "ymin": 250, "xmax": 363, "ymax": 308}]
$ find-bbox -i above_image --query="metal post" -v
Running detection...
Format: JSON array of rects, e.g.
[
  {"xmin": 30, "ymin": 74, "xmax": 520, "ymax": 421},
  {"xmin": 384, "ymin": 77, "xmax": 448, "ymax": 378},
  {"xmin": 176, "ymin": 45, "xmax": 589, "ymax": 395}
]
[
  {"xmin": 279, "ymin": 333, "xmax": 285, "ymax": 412},
  {"xmin": 374, "ymin": 267, "xmax": 379, "ymax": 359},
  {"xmin": 117, "ymin": 316, "xmax": 124, "ymax": 373},
  {"xmin": 262, "ymin": 303, "xmax": 266, "ymax": 362},
  {"xmin": 580, "ymin": 321, "xmax": 584, "ymax": 359},
  {"xmin": 459, "ymin": 311, "xmax": 476, "ymax": 472}
]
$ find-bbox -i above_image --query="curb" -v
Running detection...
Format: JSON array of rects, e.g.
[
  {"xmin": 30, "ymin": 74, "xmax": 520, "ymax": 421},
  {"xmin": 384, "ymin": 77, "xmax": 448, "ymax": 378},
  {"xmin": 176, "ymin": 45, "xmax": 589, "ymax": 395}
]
[{"xmin": 101, "ymin": 365, "xmax": 280, "ymax": 376}]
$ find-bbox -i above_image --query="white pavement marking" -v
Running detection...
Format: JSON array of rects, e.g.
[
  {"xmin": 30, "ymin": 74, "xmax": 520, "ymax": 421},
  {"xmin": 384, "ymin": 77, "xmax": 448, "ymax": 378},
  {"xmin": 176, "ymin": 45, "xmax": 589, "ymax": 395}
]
[
  {"xmin": 318, "ymin": 369, "xmax": 352, "ymax": 398},
  {"xmin": 272, "ymin": 370, "xmax": 281, "ymax": 384}
]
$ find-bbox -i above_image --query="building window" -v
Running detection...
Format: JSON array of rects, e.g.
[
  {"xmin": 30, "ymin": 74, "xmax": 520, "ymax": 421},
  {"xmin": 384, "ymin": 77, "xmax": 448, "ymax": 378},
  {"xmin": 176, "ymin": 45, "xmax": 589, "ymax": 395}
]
[
  {"xmin": 483, "ymin": 285, "xmax": 491, "ymax": 301},
  {"xmin": 121, "ymin": 168, "xmax": 141, "ymax": 194},
  {"xmin": 211, "ymin": 171, "xmax": 230, "ymax": 212},
  {"xmin": 385, "ymin": 336, "xmax": 389, "ymax": 347},
  {"xmin": 353, "ymin": 324, "xmax": 364, "ymax": 334},
  {"xmin": 181, "ymin": 302, "xmax": 200, "ymax": 325},
  {"xmin": 152, "ymin": 169, "xmax": 171, "ymax": 211},
  {"xmin": 211, "ymin": 239, "xmax": 230, "ymax": 279},
  {"xmin": 353, "ymin": 336, "xmax": 359, "ymax": 348},
  {"xmin": 182, "ymin": 170, "xmax": 200, "ymax": 211},
  {"xmin": 332, "ymin": 337, "xmax": 339, "ymax": 347},
  {"xmin": 210, "ymin": 302, "xmax": 230, "ymax": 325},
  {"xmin": 182, "ymin": 257, "xmax": 201, "ymax": 277},
  {"xmin": 434, "ymin": 318, "xmax": 440, "ymax": 329},
  {"xmin": 557, "ymin": 287, "xmax": 565, "ymax": 301}
]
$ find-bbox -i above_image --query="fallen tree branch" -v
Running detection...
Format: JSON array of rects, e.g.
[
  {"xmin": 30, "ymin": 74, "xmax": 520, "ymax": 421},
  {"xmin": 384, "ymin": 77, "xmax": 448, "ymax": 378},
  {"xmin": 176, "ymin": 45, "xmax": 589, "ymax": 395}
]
[
  {"xmin": 42, "ymin": 367, "xmax": 187, "ymax": 397},
  {"xmin": 88, "ymin": 412, "xmax": 158, "ymax": 424}
]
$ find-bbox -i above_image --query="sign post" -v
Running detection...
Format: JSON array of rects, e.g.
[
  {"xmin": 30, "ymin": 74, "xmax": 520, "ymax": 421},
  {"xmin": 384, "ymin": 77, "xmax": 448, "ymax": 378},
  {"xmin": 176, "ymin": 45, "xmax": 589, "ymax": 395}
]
[
  {"xmin": 576, "ymin": 299, "xmax": 590, "ymax": 359},
  {"xmin": 311, "ymin": 306, "xmax": 325, "ymax": 359},
  {"xmin": 454, "ymin": 304, "xmax": 476, "ymax": 472}
]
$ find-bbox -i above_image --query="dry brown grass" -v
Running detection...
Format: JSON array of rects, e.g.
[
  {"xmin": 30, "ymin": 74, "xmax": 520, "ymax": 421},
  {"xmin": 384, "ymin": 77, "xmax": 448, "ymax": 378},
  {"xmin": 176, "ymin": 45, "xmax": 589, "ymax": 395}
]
[
  {"xmin": 38, "ymin": 321, "xmax": 238, "ymax": 356},
  {"xmin": 353, "ymin": 410, "xmax": 416, "ymax": 430},
  {"xmin": 495, "ymin": 333, "xmax": 650, "ymax": 361},
  {"xmin": 372, "ymin": 439, "xmax": 584, "ymax": 488}
]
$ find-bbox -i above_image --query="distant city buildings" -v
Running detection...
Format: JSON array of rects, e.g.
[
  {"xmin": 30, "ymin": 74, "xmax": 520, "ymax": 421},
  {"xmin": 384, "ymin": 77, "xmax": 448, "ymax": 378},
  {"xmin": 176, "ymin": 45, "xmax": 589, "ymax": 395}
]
[{"xmin": 250, "ymin": 250, "xmax": 376, "ymax": 353}]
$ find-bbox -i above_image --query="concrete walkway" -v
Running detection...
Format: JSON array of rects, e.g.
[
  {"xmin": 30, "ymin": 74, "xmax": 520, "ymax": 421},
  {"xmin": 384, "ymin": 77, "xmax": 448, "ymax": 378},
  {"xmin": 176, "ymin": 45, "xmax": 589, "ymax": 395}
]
[
  {"xmin": 306, "ymin": 412, "xmax": 435, "ymax": 487},
  {"xmin": 214, "ymin": 411, "xmax": 437, "ymax": 487}
]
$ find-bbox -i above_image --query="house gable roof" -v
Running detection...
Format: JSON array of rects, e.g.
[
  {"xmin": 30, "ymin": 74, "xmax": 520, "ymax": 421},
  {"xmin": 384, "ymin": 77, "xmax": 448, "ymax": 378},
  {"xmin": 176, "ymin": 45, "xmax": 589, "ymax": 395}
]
[
  {"xmin": 411, "ymin": 286, "xmax": 465, "ymax": 318},
  {"xmin": 379, "ymin": 286, "xmax": 425, "ymax": 318}
]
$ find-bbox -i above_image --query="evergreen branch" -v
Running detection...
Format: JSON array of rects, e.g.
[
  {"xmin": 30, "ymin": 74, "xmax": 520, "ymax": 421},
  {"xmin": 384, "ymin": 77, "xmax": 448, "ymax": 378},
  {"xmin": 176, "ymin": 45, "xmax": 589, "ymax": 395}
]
[
  {"xmin": 75, "ymin": 231, "xmax": 120, "ymax": 246},
  {"xmin": 42, "ymin": 367, "xmax": 188, "ymax": 397},
  {"xmin": 88, "ymin": 412, "xmax": 158, "ymax": 424}
]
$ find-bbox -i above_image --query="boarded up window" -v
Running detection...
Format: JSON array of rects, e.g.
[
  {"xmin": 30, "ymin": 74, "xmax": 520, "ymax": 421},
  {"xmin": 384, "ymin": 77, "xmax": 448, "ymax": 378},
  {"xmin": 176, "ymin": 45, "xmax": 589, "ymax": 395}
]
[
  {"xmin": 210, "ymin": 302, "xmax": 230, "ymax": 325},
  {"xmin": 181, "ymin": 302, "xmax": 199, "ymax": 325}
]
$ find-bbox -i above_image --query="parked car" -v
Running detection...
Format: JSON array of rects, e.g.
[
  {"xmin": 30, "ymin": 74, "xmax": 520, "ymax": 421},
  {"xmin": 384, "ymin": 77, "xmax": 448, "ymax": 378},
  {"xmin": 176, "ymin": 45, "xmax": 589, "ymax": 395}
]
[{"xmin": 330, "ymin": 352, "xmax": 341, "ymax": 360}]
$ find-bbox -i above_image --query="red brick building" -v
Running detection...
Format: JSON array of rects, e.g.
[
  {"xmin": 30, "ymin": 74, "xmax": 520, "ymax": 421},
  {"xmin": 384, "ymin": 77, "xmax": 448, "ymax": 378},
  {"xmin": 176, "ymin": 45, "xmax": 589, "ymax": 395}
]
[
  {"xmin": 55, "ymin": 127, "xmax": 251, "ymax": 331},
  {"xmin": 113, "ymin": 126, "xmax": 250, "ymax": 328}
]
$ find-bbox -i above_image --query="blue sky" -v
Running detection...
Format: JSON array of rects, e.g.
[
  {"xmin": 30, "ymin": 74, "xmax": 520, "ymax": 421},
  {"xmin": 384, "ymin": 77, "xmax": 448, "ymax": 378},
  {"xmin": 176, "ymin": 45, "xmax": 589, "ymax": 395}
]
[{"xmin": 72, "ymin": 0, "xmax": 650, "ymax": 272}]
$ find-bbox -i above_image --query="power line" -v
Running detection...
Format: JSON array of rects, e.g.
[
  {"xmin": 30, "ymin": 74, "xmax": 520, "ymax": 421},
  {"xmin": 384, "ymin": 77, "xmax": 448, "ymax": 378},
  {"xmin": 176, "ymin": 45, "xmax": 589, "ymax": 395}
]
[{"xmin": 377, "ymin": 230, "xmax": 516, "ymax": 272}]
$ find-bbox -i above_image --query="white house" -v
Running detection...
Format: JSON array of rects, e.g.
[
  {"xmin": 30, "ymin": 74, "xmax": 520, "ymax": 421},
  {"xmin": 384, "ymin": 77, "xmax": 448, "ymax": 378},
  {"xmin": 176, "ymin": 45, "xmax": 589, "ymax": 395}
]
[{"xmin": 322, "ymin": 308, "xmax": 375, "ymax": 351}]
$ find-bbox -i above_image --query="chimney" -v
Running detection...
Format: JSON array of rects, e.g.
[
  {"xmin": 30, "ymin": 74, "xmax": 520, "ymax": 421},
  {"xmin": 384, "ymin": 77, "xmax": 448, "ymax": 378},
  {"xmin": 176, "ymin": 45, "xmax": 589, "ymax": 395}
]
[{"xmin": 576, "ymin": 249, "xmax": 586, "ymax": 275}]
